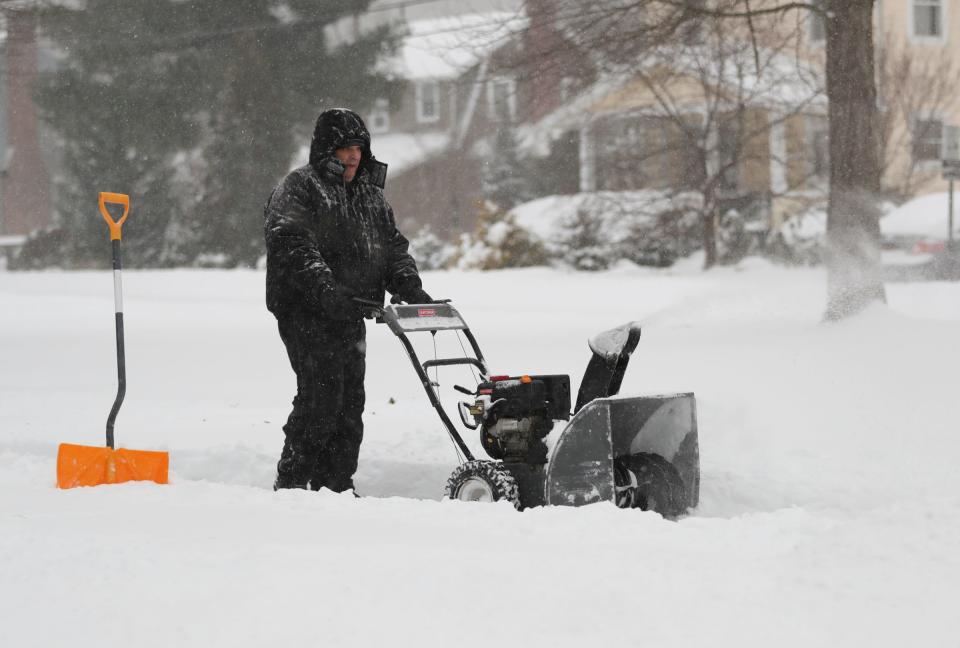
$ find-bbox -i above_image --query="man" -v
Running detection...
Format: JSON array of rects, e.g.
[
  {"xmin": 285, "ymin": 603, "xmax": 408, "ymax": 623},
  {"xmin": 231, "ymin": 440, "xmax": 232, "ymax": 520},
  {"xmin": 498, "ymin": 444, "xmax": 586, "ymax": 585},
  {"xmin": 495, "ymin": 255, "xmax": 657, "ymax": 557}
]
[{"xmin": 264, "ymin": 108, "xmax": 432, "ymax": 492}]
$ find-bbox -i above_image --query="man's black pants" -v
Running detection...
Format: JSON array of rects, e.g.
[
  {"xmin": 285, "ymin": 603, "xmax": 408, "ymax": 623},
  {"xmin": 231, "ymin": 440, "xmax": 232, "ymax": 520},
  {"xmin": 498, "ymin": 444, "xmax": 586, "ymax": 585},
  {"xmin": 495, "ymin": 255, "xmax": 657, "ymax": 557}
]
[{"xmin": 274, "ymin": 314, "xmax": 366, "ymax": 492}]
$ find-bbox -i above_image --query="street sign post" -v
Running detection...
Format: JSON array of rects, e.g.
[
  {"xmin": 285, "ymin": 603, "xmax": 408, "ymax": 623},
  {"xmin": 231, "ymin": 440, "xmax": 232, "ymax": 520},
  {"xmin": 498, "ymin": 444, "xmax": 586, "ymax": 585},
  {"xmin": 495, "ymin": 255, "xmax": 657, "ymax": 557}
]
[{"xmin": 943, "ymin": 126, "xmax": 960, "ymax": 249}]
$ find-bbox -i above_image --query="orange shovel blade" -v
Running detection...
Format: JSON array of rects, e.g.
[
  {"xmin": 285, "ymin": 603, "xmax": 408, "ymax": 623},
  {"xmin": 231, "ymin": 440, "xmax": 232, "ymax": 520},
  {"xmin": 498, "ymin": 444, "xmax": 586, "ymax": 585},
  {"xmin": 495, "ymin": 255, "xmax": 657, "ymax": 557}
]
[{"xmin": 57, "ymin": 443, "xmax": 169, "ymax": 489}]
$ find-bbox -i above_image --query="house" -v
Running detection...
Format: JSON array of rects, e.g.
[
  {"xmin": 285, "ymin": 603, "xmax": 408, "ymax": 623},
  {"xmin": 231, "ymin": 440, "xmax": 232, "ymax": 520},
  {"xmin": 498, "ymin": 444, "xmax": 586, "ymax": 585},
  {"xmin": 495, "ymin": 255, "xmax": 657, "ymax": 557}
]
[
  {"xmin": 363, "ymin": 1, "xmax": 596, "ymax": 238},
  {"xmin": 360, "ymin": 1, "xmax": 832, "ymax": 241},
  {"xmin": 869, "ymin": 0, "xmax": 960, "ymax": 198},
  {"xmin": 514, "ymin": 16, "xmax": 830, "ymax": 233},
  {"xmin": 369, "ymin": 11, "xmax": 531, "ymax": 237}
]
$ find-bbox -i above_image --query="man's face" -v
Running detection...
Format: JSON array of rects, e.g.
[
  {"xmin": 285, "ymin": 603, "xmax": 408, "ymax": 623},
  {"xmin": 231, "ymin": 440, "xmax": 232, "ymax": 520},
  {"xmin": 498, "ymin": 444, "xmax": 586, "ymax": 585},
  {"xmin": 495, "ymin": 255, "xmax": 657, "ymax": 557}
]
[{"xmin": 334, "ymin": 145, "xmax": 362, "ymax": 182}]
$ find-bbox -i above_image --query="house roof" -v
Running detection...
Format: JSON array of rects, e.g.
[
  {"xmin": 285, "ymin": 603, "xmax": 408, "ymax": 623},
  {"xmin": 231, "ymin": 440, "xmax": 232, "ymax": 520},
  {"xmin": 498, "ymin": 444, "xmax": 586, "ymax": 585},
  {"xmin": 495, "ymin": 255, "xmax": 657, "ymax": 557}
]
[
  {"xmin": 370, "ymin": 131, "xmax": 451, "ymax": 173},
  {"xmin": 517, "ymin": 44, "xmax": 825, "ymax": 157},
  {"xmin": 384, "ymin": 11, "xmax": 527, "ymax": 81}
]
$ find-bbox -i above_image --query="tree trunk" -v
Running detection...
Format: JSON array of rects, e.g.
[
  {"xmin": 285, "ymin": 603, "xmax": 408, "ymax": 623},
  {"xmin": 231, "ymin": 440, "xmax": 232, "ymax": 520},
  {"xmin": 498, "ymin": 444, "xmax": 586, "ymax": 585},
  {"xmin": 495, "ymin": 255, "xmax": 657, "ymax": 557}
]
[
  {"xmin": 701, "ymin": 148, "xmax": 718, "ymax": 269},
  {"xmin": 703, "ymin": 205, "xmax": 718, "ymax": 269},
  {"xmin": 823, "ymin": 0, "xmax": 886, "ymax": 319}
]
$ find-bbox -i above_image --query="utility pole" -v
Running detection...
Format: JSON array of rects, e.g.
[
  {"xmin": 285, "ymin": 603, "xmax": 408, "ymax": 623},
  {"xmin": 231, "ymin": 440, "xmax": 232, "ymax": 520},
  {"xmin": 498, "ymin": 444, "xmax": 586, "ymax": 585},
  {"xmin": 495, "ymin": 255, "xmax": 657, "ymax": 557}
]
[{"xmin": 943, "ymin": 126, "xmax": 960, "ymax": 250}]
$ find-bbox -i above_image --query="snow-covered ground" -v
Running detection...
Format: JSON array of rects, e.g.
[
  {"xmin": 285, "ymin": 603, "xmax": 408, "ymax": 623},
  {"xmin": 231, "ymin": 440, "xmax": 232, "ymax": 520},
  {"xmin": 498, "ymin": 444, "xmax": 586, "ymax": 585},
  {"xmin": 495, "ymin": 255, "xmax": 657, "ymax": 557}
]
[{"xmin": 2, "ymin": 259, "xmax": 959, "ymax": 647}]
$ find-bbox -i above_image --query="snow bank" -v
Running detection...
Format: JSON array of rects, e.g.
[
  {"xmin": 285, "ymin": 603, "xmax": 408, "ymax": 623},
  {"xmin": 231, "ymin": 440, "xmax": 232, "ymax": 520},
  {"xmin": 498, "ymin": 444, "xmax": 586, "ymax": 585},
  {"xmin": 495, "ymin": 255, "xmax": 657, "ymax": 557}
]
[
  {"xmin": 510, "ymin": 190, "xmax": 701, "ymax": 243},
  {"xmin": 882, "ymin": 191, "xmax": 960, "ymax": 241}
]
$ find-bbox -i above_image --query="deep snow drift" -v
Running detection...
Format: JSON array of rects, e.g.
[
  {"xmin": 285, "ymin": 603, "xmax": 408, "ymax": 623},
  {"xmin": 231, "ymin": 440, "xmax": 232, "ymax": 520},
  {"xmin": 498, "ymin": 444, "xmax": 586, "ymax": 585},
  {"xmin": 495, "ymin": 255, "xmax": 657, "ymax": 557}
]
[{"xmin": 2, "ymin": 259, "xmax": 959, "ymax": 647}]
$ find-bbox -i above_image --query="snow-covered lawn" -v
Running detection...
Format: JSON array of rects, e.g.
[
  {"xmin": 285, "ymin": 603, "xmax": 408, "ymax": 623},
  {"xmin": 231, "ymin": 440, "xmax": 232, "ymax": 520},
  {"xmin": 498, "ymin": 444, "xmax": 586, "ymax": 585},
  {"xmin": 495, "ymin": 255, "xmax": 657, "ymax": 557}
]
[{"xmin": 2, "ymin": 260, "xmax": 959, "ymax": 647}]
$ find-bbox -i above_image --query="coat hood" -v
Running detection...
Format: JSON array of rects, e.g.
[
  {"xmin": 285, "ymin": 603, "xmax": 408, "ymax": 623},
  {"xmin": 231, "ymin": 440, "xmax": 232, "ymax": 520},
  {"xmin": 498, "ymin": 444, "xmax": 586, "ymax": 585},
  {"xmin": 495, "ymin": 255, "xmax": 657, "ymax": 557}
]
[{"xmin": 309, "ymin": 108, "xmax": 373, "ymax": 172}]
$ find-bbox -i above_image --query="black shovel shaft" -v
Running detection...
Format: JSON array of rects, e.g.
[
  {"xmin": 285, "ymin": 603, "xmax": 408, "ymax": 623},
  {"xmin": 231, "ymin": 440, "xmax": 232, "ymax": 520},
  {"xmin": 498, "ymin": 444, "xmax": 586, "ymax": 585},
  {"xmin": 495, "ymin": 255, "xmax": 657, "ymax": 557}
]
[{"xmin": 106, "ymin": 239, "xmax": 126, "ymax": 449}]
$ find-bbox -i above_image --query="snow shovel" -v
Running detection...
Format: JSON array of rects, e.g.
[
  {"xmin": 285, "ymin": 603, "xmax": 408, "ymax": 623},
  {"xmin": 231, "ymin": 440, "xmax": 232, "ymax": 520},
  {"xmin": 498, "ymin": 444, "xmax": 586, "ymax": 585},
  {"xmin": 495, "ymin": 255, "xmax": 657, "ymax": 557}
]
[{"xmin": 56, "ymin": 192, "xmax": 169, "ymax": 489}]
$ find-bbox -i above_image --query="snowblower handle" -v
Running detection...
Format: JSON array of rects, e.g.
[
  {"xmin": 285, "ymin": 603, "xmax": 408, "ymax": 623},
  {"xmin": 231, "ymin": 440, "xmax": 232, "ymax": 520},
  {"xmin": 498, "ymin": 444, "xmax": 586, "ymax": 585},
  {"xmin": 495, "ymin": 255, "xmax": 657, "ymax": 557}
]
[{"xmin": 98, "ymin": 192, "xmax": 130, "ymax": 241}]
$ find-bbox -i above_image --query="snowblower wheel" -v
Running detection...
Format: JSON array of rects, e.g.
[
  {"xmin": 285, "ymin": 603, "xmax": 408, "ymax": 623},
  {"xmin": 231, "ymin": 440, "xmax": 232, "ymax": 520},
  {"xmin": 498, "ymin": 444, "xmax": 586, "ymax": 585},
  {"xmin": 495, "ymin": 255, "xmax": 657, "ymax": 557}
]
[
  {"xmin": 614, "ymin": 452, "xmax": 687, "ymax": 518},
  {"xmin": 445, "ymin": 460, "xmax": 521, "ymax": 509}
]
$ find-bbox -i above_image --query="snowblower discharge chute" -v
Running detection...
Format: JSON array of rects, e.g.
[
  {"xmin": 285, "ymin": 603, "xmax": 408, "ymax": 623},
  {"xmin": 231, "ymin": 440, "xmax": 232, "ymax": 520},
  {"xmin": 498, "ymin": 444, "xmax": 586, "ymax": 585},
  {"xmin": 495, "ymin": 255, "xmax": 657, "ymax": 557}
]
[
  {"xmin": 368, "ymin": 301, "xmax": 699, "ymax": 516},
  {"xmin": 56, "ymin": 193, "xmax": 169, "ymax": 489}
]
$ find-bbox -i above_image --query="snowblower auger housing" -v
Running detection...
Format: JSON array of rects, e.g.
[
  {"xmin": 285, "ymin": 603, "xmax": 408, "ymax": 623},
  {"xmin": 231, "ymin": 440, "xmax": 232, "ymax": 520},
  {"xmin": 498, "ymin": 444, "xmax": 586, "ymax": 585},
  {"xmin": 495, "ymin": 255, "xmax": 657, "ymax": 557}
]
[{"xmin": 371, "ymin": 302, "xmax": 700, "ymax": 516}]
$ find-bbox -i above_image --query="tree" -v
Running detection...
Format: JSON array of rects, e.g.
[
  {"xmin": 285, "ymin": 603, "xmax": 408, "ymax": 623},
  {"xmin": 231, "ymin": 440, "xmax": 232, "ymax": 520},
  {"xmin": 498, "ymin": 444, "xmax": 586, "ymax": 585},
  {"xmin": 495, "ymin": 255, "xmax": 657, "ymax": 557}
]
[
  {"xmin": 34, "ymin": 0, "xmax": 397, "ymax": 268},
  {"xmin": 482, "ymin": 126, "xmax": 537, "ymax": 210},
  {"xmin": 520, "ymin": 0, "xmax": 886, "ymax": 320},
  {"xmin": 33, "ymin": 1, "xmax": 202, "ymax": 267},
  {"xmin": 575, "ymin": 16, "xmax": 823, "ymax": 267}
]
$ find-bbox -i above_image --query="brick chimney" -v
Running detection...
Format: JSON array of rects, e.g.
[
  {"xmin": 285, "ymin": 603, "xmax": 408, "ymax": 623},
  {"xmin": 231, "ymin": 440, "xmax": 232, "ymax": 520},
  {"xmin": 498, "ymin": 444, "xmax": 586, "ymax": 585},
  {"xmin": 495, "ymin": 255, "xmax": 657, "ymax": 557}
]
[
  {"xmin": 2, "ymin": 7, "xmax": 53, "ymax": 237},
  {"xmin": 524, "ymin": 0, "xmax": 568, "ymax": 123},
  {"xmin": 525, "ymin": 0, "xmax": 589, "ymax": 121}
]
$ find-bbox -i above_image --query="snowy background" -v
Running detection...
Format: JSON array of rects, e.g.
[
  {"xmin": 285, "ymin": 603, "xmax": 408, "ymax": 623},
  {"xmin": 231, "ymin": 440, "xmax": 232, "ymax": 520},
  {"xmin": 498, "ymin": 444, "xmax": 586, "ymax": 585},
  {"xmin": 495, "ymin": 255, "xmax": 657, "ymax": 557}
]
[{"xmin": 2, "ymin": 258, "xmax": 959, "ymax": 647}]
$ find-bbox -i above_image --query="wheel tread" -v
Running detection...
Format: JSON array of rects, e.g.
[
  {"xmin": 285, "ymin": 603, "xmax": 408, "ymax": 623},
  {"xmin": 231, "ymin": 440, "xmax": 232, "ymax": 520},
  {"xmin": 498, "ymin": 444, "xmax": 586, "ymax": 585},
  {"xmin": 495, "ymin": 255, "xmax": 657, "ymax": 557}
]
[{"xmin": 444, "ymin": 460, "xmax": 521, "ymax": 509}]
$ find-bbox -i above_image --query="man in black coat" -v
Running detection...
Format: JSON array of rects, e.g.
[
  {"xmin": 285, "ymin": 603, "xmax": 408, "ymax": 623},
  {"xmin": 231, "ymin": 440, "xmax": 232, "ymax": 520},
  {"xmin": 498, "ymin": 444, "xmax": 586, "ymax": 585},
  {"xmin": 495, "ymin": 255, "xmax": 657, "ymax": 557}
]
[{"xmin": 264, "ymin": 108, "xmax": 432, "ymax": 492}]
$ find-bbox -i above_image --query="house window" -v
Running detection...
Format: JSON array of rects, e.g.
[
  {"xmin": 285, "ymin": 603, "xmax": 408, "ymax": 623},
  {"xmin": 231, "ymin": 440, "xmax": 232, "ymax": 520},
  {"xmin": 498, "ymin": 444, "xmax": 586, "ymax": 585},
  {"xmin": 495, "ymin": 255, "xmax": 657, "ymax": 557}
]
[
  {"xmin": 415, "ymin": 81, "xmax": 440, "ymax": 124},
  {"xmin": 913, "ymin": 117, "xmax": 944, "ymax": 161},
  {"xmin": 487, "ymin": 77, "xmax": 516, "ymax": 122},
  {"xmin": 912, "ymin": 0, "xmax": 944, "ymax": 40},
  {"xmin": 368, "ymin": 98, "xmax": 390, "ymax": 134}
]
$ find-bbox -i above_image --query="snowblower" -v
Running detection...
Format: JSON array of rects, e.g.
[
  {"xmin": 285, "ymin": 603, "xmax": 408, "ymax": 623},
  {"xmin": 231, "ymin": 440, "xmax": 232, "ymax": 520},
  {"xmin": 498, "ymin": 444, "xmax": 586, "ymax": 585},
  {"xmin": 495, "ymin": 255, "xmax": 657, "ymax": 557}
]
[
  {"xmin": 56, "ymin": 193, "xmax": 169, "ymax": 489},
  {"xmin": 363, "ymin": 301, "xmax": 699, "ymax": 516}
]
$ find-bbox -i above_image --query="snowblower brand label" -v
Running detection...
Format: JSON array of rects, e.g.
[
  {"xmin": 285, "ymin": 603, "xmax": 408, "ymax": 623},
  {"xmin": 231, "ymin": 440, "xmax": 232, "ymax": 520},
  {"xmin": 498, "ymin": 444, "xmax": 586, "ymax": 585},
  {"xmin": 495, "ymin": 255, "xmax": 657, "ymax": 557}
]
[{"xmin": 418, "ymin": 308, "xmax": 437, "ymax": 317}]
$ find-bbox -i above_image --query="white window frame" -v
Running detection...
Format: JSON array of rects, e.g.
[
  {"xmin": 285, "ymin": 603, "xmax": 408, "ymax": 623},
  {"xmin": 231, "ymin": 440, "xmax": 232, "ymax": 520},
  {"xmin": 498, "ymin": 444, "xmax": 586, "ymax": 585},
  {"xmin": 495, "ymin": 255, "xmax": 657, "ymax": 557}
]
[
  {"xmin": 415, "ymin": 81, "xmax": 441, "ymax": 124},
  {"xmin": 368, "ymin": 98, "xmax": 390, "ymax": 134},
  {"xmin": 909, "ymin": 0, "xmax": 947, "ymax": 44},
  {"xmin": 486, "ymin": 76, "xmax": 517, "ymax": 123},
  {"xmin": 912, "ymin": 114, "xmax": 945, "ymax": 163}
]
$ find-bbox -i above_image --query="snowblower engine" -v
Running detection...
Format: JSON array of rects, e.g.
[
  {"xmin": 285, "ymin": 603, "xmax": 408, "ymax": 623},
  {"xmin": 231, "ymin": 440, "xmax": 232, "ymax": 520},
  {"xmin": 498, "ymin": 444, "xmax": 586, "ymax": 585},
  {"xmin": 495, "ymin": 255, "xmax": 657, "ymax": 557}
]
[{"xmin": 464, "ymin": 375, "xmax": 571, "ymax": 464}]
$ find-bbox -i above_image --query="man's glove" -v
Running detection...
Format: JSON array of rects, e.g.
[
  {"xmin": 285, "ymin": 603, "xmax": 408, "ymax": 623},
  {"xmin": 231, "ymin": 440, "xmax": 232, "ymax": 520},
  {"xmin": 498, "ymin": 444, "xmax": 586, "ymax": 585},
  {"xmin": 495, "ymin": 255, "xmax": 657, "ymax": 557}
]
[
  {"xmin": 318, "ymin": 283, "xmax": 362, "ymax": 320},
  {"xmin": 391, "ymin": 286, "xmax": 434, "ymax": 305},
  {"xmin": 390, "ymin": 278, "xmax": 434, "ymax": 305}
]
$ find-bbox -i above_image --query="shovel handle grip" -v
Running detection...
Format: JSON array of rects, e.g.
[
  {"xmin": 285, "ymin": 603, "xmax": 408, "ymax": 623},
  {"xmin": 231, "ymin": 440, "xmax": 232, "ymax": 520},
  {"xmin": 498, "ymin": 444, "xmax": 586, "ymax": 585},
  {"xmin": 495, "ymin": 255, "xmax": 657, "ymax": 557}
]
[{"xmin": 99, "ymin": 192, "xmax": 130, "ymax": 241}]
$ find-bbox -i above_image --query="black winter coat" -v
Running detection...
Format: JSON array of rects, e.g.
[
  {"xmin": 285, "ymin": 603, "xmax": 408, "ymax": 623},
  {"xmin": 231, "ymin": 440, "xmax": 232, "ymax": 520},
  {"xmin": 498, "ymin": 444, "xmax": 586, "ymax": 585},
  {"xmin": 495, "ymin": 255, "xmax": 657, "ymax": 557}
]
[{"xmin": 264, "ymin": 109, "xmax": 422, "ymax": 318}]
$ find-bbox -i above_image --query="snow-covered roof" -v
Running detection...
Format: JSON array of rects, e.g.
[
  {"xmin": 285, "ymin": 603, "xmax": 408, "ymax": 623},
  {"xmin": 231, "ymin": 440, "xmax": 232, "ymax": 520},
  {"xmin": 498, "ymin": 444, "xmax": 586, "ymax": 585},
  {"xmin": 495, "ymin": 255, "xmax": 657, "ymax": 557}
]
[
  {"xmin": 369, "ymin": 131, "xmax": 451, "ymax": 174},
  {"xmin": 0, "ymin": 234, "xmax": 27, "ymax": 247},
  {"xmin": 291, "ymin": 131, "xmax": 451, "ymax": 176},
  {"xmin": 384, "ymin": 12, "xmax": 527, "ymax": 81},
  {"xmin": 518, "ymin": 44, "xmax": 824, "ymax": 157},
  {"xmin": 882, "ymin": 192, "xmax": 960, "ymax": 241}
]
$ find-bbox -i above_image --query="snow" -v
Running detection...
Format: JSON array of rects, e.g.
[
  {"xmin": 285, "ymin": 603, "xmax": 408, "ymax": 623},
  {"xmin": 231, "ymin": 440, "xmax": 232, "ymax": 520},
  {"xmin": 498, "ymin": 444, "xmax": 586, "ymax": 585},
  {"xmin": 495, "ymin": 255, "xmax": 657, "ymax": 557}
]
[
  {"xmin": 2, "ymin": 262, "xmax": 960, "ymax": 646},
  {"xmin": 368, "ymin": 131, "xmax": 450, "ymax": 174},
  {"xmin": 511, "ymin": 190, "xmax": 701, "ymax": 242},
  {"xmin": 384, "ymin": 12, "xmax": 528, "ymax": 81},
  {"xmin": 882, "ymin": 191, "xmax": 960, "ymax": 242},
  {"xmin": 0, "ymin": 235, "xmax": 27, "ymax": 247},
  {"xmin": 588, "ymin": 321, "xmax": 641, "ymax": 362}
]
